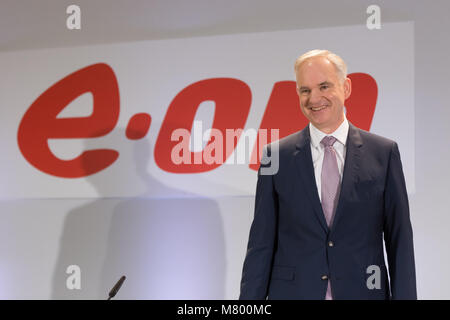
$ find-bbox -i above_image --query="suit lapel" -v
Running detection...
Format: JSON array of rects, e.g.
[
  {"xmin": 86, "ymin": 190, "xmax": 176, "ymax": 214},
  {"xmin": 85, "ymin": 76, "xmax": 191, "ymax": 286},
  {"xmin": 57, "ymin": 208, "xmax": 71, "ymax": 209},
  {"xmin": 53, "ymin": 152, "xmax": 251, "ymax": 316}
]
[
  {"xmin": 330, "ymin": 122, "xmax": 363, "ymax": 232},
  {"xmin": 294, "ymin": 127, "xmax": 329, "ymax": 233}
]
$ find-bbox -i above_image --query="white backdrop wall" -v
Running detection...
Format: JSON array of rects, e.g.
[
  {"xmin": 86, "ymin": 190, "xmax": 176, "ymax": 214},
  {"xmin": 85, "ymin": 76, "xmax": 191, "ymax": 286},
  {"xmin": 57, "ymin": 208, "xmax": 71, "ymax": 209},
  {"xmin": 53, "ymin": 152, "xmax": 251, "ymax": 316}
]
[{"xmin": 0, "ymin": 2, "xmax": 449, "ymax": 299}]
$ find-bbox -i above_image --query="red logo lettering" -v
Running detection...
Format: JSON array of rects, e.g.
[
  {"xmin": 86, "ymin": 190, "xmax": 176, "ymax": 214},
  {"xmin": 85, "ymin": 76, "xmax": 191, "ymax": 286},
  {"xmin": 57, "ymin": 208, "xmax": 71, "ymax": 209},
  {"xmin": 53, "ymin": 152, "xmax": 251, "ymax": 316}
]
[
  {"xmin": 17, "ymin": 63, "xmax": 120, "ymax": 178},
  {"xmin": 154, "ymin": 78, "xmax": 252, "ymax": 173},
  {"xmin": 18, "ymin": 65, "xmax": 377, "ymax": 178}
]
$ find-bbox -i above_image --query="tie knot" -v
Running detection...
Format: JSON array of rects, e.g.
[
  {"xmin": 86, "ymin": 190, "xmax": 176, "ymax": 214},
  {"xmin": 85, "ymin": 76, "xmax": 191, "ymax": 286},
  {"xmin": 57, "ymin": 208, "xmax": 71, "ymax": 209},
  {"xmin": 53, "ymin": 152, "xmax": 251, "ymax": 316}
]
[{"xmin": 321, "ymin": 136, "xmax": 337, "ymax": 147}]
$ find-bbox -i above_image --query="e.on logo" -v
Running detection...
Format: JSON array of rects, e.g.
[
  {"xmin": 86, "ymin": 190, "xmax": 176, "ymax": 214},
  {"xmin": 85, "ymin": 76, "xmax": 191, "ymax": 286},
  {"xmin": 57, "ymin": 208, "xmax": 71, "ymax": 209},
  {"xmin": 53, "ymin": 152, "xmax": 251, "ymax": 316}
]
[{"xmin": 17, "ymin": 63, "xmax": 378, "ymax": 178}]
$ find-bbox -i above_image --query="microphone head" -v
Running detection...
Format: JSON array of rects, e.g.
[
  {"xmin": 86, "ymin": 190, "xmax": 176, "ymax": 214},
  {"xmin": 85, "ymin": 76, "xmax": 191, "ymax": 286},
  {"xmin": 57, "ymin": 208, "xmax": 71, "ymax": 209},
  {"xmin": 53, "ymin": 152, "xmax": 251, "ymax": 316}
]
[{"xmin": 108, "ymin": 275, "xmax": 126, "ymax": 299}]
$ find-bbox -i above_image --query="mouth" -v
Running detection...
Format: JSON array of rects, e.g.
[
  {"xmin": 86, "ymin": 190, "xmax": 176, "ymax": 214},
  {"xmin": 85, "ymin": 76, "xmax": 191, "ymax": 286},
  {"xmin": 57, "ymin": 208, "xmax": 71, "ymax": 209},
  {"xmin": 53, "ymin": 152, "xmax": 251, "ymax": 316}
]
[{"xmin": 308, "ymin": 105, "xmax": 328, "ymax": 112}]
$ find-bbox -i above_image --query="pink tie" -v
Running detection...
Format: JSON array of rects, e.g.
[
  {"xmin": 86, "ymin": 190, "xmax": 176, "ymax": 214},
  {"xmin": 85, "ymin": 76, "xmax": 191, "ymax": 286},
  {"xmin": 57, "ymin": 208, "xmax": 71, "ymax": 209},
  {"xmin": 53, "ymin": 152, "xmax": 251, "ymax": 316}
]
[{"xmin": 320, "ymin": 136, "xmax": 341, "ymax": 300}]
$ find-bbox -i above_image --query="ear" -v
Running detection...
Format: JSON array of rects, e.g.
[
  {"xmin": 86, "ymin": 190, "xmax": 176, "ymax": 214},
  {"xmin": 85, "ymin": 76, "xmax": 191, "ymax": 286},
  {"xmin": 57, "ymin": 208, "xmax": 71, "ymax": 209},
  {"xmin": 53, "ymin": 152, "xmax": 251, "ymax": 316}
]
[{"xmin": 344, "ymin": 77, "xmax": 352, "ymax": 99}]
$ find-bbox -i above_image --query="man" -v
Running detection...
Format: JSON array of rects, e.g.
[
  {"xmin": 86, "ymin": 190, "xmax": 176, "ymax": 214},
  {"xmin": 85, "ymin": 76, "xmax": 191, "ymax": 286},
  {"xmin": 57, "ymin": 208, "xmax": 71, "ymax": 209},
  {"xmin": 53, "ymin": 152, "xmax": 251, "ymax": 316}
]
[{"xmin": 239, "ymin": 49, "xmax": 416, "ymax": 300}]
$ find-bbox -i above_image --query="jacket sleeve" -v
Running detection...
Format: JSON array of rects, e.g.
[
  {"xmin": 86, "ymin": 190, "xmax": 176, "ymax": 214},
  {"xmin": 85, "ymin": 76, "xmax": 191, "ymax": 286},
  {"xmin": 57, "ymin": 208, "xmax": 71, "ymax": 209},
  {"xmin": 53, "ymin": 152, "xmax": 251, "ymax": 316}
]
[
  {"xmin": 383, "ymin": 142, "xmax": 417, "ymax": 299},
  {"xmin": 239, "ymin": 146, "xmax": 278, "ymax": 299}
]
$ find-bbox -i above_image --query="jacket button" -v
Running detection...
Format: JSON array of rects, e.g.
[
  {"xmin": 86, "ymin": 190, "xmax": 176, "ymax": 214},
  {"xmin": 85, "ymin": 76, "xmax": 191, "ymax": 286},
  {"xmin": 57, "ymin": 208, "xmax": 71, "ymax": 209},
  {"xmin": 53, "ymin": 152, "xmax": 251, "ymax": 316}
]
[
  {"xmin": 328, "ymin": 241, "xmax": 334, "ymax": 247},
  {"xmin": 321, "ymin": 275, "xmax": 328, "ymax": 280}
]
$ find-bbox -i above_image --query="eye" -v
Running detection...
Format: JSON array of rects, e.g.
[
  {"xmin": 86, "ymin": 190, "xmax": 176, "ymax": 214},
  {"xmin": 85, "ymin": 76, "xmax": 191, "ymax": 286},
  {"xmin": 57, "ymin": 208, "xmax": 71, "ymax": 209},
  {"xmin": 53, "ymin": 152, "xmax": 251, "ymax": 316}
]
[
  {"xmin": 320, "ymin": 85, "xmax": 329, "ymax": 90},
  {"xmin": 300, "ymin": 89, "xmax": 310, "ymax": 94}
]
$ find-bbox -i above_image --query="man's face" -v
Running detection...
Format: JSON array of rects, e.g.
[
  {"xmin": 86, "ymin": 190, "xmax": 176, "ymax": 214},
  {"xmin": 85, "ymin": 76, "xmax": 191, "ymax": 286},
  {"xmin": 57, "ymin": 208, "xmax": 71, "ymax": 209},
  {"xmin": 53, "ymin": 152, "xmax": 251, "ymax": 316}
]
[{"xmin": 296, "ymin": 56, "xmax": 351, "ymax": 133}]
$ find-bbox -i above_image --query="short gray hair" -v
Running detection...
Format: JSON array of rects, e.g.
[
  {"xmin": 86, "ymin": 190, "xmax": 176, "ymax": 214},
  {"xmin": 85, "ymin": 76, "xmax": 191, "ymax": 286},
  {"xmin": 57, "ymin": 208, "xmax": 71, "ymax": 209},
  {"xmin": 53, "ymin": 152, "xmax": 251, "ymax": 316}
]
[{"xmin": 294, "ymin": 49, "xmax": 347, "ymax": 83}]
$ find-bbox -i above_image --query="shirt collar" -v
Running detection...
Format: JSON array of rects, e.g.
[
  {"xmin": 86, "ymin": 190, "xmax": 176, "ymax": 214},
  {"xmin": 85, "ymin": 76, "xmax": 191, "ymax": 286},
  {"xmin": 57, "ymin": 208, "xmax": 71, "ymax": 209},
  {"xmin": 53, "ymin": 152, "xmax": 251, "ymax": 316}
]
[{"xmin": 309, "ymin": 114, "xmax": 349, "ymax": 149}]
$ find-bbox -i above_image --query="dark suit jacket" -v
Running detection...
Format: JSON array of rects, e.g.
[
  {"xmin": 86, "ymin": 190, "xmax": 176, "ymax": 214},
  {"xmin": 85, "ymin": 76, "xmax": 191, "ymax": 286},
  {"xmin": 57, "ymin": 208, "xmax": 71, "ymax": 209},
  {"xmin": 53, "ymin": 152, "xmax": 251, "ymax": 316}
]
[{"xmin": 240, "ymin": 123, "xmax": 416, "ymax": 300}]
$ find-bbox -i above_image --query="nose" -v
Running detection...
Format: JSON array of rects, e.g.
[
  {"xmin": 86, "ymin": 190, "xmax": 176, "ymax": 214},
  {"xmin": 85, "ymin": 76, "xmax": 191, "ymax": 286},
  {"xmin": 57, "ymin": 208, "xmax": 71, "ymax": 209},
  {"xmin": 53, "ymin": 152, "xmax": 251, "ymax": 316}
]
[{"xmin": 309, "ymin": 88, "xmax": 322, "ymax": 105}]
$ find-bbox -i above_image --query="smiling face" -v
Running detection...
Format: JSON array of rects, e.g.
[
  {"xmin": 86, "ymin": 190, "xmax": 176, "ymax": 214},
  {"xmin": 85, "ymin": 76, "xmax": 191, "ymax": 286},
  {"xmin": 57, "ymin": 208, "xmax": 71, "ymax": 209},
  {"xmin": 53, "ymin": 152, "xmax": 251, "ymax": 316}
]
[{"xmin": 296, "ymin": 56, "xmax": 351, "ymax": 134}]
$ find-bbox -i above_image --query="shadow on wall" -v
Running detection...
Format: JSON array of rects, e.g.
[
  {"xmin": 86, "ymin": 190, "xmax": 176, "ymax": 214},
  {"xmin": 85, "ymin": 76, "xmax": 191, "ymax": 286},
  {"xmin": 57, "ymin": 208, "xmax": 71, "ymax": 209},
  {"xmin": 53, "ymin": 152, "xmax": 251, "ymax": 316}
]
[{"xmin": 51, "ymin": 127, "xmax": 226, "ymax": 299}]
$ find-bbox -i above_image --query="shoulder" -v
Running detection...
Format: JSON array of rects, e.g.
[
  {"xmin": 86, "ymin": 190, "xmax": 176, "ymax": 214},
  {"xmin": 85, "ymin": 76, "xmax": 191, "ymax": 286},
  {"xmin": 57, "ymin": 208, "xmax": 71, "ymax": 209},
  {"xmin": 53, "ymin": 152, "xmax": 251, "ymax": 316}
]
[
  {"xmin": 351, "ymin": 124, "xmax": 397, "ymax": 150},
  {"xmin": 349, "ymin": 124, "xmax": 401, "ymax": 166},
  {"xmin": 265, "ymin": 127, "xmax": 307, "ymax": 155}
]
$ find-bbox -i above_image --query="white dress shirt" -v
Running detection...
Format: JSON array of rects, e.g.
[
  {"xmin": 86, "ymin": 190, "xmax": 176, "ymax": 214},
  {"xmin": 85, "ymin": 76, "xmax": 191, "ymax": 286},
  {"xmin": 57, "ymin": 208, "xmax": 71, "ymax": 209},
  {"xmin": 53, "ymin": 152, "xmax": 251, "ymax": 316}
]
[{"xmin": 309, "ymin": 116, "xmax": 349, "ymax": 202}]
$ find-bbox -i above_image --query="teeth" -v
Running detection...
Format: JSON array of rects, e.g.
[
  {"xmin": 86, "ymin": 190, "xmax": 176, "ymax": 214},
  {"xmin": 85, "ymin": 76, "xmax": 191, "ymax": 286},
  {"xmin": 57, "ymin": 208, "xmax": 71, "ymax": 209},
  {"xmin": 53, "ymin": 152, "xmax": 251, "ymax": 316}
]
[{"xmin": 311, "ymin": 105, "xmax": 327, "ymax": 111}]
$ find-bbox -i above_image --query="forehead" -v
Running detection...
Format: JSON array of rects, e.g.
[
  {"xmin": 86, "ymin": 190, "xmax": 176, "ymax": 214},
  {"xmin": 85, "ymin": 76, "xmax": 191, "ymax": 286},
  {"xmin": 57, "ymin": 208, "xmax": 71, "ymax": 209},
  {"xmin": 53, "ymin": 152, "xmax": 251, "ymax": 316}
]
[{"xmin": 296, "ymin": 57, "xmax": 339, "ymax": 85}]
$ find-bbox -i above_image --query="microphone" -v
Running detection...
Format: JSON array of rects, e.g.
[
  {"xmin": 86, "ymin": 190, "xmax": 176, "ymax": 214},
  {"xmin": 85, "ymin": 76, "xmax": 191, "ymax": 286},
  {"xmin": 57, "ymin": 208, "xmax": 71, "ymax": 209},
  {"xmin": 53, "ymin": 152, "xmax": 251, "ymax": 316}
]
[{"xmin": 107, "ymin": 275, "xmax": 126, "ymax": 300}]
